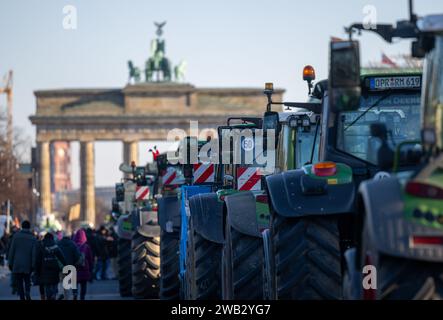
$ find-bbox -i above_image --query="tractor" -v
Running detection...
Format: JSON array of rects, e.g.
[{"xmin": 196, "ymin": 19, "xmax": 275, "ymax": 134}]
[
  {"xmin": 343, "ymin": 6, "xmax": 443, "ymax": 299},
  {"xmin": 263, "ymin": 32, "xmax": 423, "ymax": 298},
  {"xmin": 155, "ymin": 144, "xmax": 186, "ymax": 299},
  {"xmin": 221, "ymin": 83, "xmax": 323, "ymax": 300},
  {"xmin": 185, "ymin": 79, "xmax": 322, "ymax": 300},
  {"xmin": 117, "ymin": 161, "xmax": 161, "ymax": 299}
]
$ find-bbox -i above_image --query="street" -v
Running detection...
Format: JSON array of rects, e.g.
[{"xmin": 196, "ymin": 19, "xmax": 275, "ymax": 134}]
[{"xmin": 0, "ymin": 266, "xmax": 125, "ymax": 300}]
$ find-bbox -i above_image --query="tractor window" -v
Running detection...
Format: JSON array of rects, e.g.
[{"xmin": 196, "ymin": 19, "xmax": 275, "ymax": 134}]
[
  {"xmin": 296, "ymin": 126, "xmax": 319, "ymax": 167},
  {"xmin": 277, "ymin": 121, "xmax": 319, "ymax": 171},
  {"xmin": 336, "ymin": 91, "xmax": 421, "ymax": 165}
]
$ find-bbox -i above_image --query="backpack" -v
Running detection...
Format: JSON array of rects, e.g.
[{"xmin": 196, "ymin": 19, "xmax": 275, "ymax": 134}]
[
  {"xmin": 76, "ymin": 252, "xmax": 86, "ymax": 268},
  {"xmin": 42, "ymin": 245, "xmax": 63, "ymax": 271},
  {"xmin": 76, "ymin": 244, "xmax": 88, "ymax": 269}
]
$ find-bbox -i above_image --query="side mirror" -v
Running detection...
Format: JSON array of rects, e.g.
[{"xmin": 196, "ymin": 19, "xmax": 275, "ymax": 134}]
[
  {"xmin": 329, "ymin": 40, "xmax": 361, "ymax": 111},
  {"xmin": 263, "ymin": 111, "xmax": 280, "ymax": 132}
]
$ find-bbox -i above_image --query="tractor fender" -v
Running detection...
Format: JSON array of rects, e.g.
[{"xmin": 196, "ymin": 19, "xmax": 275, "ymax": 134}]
[
  {"xmin": 137, "ymin": 224, "xmax": 161, "ymax": 238},
  {"xmin": 157, "ymin": 194, "xmax": 181, "ymax": 233},
  {"xmin": 116, "ymin": 213, "xmax": 133, "ymax": 240},
  {"xmin": 359, "ymin": 177, "xmax": 443, "ymax": 262},
  {"xmin": 188, "ymin": 193, "xmax": 224, "ymax": 244},
  {"xmin": 265, "ymin": 169, "xmax": 355, "ymax": 218},
  {"xmin": 224, "ymin": 191, "xmax": 262, "ymax": 238},
  {"xmin": 133, "ymin": 208, "xmax": 161, "ymax": 238}
]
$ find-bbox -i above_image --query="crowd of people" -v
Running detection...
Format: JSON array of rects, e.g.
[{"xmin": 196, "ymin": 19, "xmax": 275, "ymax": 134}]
[{"xmin": 2, "ymin": 220, "xmax": 118, "ymax": 300}]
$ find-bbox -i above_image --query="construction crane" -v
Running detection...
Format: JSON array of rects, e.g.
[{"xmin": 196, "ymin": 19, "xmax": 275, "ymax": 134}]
[{"xmin": 0, "ymin": 70, "xmax": 13, "ymax": 150}]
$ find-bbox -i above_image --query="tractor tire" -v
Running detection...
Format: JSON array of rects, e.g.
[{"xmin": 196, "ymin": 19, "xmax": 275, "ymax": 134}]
[
  {"xmin": 159, "ymin": 230, "xmax": 180, "ymax": 300},
  {"xmin": 131, "ymin": 232, "xmax": 160, "ymax": 299},
  {"xmin": 271, "ymin": 213, "xmax": 342, "ymax": 299},
  {"xmin": 262, "ymin": 228, "xmax": 276, "ymax": 300},
  {"xmin": 117, "ymin": 238, "xmax": 132, "ymax": 297},
  {"xmin": 185, "ymin": 217, "xmax": 222, "ymax": 300},
  {"xmin": 222, "ymin": 219, "xmax": 264, "ymax": 299},
  {"xmin": 360, "ymin": 224, "xmax": 443, "ymax": 300},
  {"xmin": 376, "ymin": 255, "xmax": 443, "ymax": 300}
]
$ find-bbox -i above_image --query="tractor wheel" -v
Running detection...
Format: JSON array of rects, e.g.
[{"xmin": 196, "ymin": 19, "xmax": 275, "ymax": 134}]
[
  {"xmin": 131, "ymin": 232, "xmax": 160, "ymax": 299},
  {"xmin": 376, "ymin": 255, "xmax": 443, "ymax": 300},
  {"xmin": 360, "ymin": 224, "xmax": 443, "ymax": 300},
  {"xmin": 271, "ymin": 213, "xmax": 342, "ymax": 299},
  {"xmin": 185, "ymin": 217, "xmax": 222, "ymax": 300},
  {"xmin": 222, "ymin": 218, "xmax": 264, "ymax": 299},
  {"xmin": 117, "ymin": 238, "xmax": 132, "ymax": 297},
  {"xmin": 159, "ymin": 230, "xmax": 180, "ymax": 300}
]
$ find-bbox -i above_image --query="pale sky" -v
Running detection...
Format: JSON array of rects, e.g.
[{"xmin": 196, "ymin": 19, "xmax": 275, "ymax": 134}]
[{"xmin": 0, "ymin": 0, "xmax": 442, "ymax": 188}]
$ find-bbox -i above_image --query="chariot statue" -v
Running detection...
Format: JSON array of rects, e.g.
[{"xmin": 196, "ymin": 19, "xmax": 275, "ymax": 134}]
[
  {"xmin": 145, "ymin": 21, "xmax": 172, "ymax": 82},
  {"xmin": 127, "ymin": 21, "xmax": 187, "ymax": 83}
]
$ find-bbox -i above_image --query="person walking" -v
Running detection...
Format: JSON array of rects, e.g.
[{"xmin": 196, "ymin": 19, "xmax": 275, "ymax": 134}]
[
  {"xmin": 7, "ymin": 221, "xmax": 37, "ymax": 300},
  {"xmin": 95, "ymin": 226, "xmax": 109, "ymax": 280},
  {"xmin": 85, "ymin": 228, "xmax": 99, "ymax": 278},
  {"xmin": 57, "ymin": 234, "xmax": 81, "ymax": 300},
  {"xmin": 33, "ymin": 232, "xmax": 66, "ymax": 300},
  {"xmin": 73, "ymin": 229, "xmax": 93, "ymax": 300}
]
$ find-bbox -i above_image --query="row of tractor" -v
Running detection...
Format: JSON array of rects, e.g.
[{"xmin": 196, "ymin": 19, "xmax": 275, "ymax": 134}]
[{"xmin": 111, "ymin": 4, "xmax": 443, "ymax": 300}]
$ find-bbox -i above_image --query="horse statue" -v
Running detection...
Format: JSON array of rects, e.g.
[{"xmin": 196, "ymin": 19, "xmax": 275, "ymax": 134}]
[
  {"xmin": 127, "ymin": 60, "xmax": 141, "ymax": 83},
  {"xmin": 174, "ymin": 60, "xmax": 187, "ymax": 82}
]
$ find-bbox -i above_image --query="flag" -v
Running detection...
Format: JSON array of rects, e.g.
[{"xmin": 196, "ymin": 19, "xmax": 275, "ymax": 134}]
[{"xmin": 381, "ymin": 53, "xmax": 397, "ymax": 67}]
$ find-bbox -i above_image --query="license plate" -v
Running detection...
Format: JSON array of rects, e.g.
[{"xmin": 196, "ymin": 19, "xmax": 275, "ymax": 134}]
[{"xmin": 369, "ymin": 76, "xmax": 421, "ymax": 90}]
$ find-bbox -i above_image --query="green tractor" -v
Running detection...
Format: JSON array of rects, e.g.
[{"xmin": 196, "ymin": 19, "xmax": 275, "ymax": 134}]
[
  {"xmin": 263, "ymin": 34, "xmax": 423, "ymax": 298},
  {"xmin": 185, "ymin": 80, "xmax": 322, "ymax": 300},
  {"xmin": 221, "ymin": 84, "xmax": 322, "ymax": 300},
  {"xmin": 344, "ymin": 7, "xmax": 443, "ymax": 300},
  {"xmin": 118, "ymin": 161, "xmax": 161, "ymax": 299}
]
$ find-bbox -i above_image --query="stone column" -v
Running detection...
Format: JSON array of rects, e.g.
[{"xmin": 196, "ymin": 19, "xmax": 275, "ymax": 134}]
[
  {"xmin": 39, "ymin": 141, "xmax": 51, "ymax": 214},
  {"xmin": 123, "ymin": 141, "xmax": 139, "ymax": 177},
  {"xmin": 80, "ymin": 140, "xmax": 95, "ymax": 226}
]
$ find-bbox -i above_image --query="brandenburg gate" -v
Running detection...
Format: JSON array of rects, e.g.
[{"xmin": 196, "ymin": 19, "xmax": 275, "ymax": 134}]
[{"xmin": 30, "ymin": 22, "xmax": 284, "ymax": 225}]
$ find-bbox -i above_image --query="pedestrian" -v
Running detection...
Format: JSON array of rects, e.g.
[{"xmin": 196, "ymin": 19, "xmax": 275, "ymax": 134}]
[
  {"xmin": 105, "ymin": 228, "xmax": 118, "ymax": 280},
  {"xmin": 73, "ymin": 229, "xmax": 93, "ymax": 300},
  {"xmin": 95, "ymin": 226, "xmax": 109, "ymax": 280},
  {"xmin": 85, "ymin": 228, "xmax": 99, "ymax": 277},
  {"xmin": 7, "ymin": 220, "xmax": 37, "ymax": 300},
  {"xmin": 33, "ymin": 232, "xmax": 66, "ymax": 300},
  {"xmin": 57, "ymin": 233, "xmax": 81, "ymax": 300}
]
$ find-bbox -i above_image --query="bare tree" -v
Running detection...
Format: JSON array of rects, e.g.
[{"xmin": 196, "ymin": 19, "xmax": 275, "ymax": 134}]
[{"xmin": 0, "ymin": 111, "xmax": 33, "ymax": 221}]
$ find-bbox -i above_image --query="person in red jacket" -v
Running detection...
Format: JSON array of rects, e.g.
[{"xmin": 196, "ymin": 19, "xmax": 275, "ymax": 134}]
[{"xmin": 73, "ymin": 229, "xmax": 93, "ymax": 300}]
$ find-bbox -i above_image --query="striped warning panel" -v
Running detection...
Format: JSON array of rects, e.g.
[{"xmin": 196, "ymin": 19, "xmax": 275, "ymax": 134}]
[
  {"xmin": 237, "ymin": 167, "xmax": 262, "ymax": 191},
  {"xmin": 161, "ymin": 167, "xmax": 183, "ymax": 186},
  {"xmin": 135, "ymin": 186, "xmax": 150, "ymax": 200},
  {"xmin": 193, "ymin": 163, "xmax": 215, "ymax": 184}
]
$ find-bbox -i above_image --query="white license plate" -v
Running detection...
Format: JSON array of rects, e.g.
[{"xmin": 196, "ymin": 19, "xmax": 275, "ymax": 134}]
[{"xmin": 370, "ymin": 76, "xmax": 421, "ymax": 90}]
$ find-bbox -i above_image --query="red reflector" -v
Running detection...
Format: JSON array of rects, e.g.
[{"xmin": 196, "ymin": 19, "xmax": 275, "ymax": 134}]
[
  {"xmin": 405, "ymin": 181, "xmax": 443, "ymax": 199},
  {"xmin": 256, "ymin": 194, "xmax": 268, "ymax": 204},
  {"xmin": 313, "ymin": 162, "xmax": 337, "ymax": 177},
  {"xmin": 411, "ymin": 236, "xmax": 443, "ymax": 246}
]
